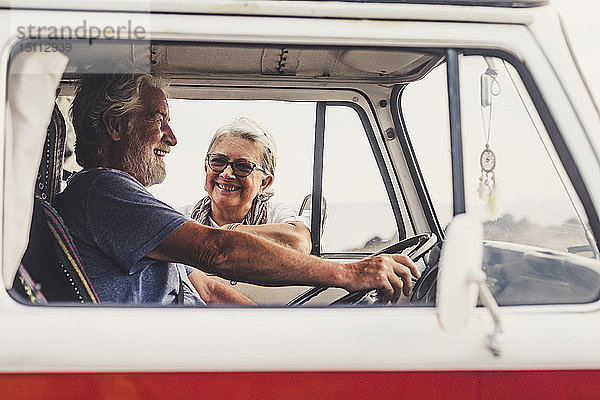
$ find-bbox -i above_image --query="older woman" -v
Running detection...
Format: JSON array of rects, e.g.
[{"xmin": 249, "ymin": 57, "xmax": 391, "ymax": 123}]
[{"xmin": 188, "ymin": 117, "xmax": 311, "ymax": 254}]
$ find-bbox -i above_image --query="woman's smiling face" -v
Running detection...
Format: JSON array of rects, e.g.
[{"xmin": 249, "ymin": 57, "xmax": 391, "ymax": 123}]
[{"xmin": 205, "ymin": 136, "xmax": 272, "ymax": 222}]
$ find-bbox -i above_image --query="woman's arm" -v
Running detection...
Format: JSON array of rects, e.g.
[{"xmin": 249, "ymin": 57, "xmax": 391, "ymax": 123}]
[
  {"xmin": 228, "ymin": 222, "xmax": 311, "ymax": 254},
  {"xmin": 188, "ymin": 269, "xmax": 256, "ymax": 305}
]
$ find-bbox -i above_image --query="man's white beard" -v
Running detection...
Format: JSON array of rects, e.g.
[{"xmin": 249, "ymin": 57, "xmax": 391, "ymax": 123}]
[{"xmin": 121, "ymin": 140, "xmax": 166, "ymax": 187}]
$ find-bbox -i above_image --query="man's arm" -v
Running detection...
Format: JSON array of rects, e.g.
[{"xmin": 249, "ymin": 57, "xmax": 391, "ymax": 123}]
[
  {"xmin": 147, "ymin": 221, "xmax": 419, "ymax": 304},
  {"xmin": 225, "ymin": 222, "xmax": 311, "ymax": 254}
]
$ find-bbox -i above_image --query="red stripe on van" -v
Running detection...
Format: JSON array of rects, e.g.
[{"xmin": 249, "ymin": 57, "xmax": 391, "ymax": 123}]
[{"xmin": 1, "ymin": 370, "xmax": 599, "ymax": 399}]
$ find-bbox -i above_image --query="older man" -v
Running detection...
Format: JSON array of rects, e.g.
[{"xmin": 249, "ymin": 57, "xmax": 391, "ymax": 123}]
[{"xmin": 55, "ymin": 70, "xmax": 419, "ymax": 305}]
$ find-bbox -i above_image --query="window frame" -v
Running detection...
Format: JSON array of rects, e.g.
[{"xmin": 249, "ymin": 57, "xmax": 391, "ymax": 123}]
[{"xmin": 315, "ymin": 101, "xmax": 407, "ymax": 257}]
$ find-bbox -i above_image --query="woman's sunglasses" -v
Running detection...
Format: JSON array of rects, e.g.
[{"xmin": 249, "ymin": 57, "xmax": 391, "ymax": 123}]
[{"xmin": 206, "ymin": 153, "xmax": 268, "ymax": 177}]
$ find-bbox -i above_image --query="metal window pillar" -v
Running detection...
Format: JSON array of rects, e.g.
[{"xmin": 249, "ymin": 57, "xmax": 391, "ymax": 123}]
[
  {"xmin": 447, "ymin": 49, "xmax": 466, "ymax": 216},
  {"xmin": 311, "ymin": 102, "xmax": 326, "ymax": 255}
]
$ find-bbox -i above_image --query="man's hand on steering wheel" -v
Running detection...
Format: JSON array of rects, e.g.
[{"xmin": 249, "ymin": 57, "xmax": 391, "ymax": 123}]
[
  {"xmin": 342, "ymin": 254, "xmax": 421, "ymax": 304},
  {"xmin": 286, "ymin": 233, "xmax": 435, "ymax": 307}
]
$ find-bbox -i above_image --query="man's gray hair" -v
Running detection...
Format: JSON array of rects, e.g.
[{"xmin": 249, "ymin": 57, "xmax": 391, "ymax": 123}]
[
  {"xmin": 207, "ymin": 117, "xmax": 278, "ymax": 200},
  {"xmin": 71, "ymin": 65, "xmax": 166, "ymax": 168}
]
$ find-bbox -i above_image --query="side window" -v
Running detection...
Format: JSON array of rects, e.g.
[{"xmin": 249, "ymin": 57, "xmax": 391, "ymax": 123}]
[
  {"xmin": 403, "ymin": 55, "xmax": 596, "ymax": 259},
  {"xmin": 321, "ymin": 105, "xmax": 397, "ymax": 254}
]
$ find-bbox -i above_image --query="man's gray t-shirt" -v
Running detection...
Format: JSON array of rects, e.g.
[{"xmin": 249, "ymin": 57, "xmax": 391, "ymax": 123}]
[{"xmin": 55, "ymin": 168, "xmax": 205, "ymax": 305}]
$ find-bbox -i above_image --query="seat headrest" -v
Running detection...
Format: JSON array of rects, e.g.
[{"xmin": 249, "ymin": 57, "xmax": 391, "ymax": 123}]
[{"xmin": 36, "ymin": 103, "xmax": 66, "ymax": 203}]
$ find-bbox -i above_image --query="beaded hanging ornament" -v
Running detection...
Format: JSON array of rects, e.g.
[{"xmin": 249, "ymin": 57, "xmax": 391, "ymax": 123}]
[{"xmin": 478, "ymin": 63, "xmax": 501, "ymax": 217}]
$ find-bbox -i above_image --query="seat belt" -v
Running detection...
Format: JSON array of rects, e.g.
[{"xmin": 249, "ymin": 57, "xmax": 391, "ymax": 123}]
[{"xmin": 176, "ymin": 267, "xmax": 185, "ymax": 304}]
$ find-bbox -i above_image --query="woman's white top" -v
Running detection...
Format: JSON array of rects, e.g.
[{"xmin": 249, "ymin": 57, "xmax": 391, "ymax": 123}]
[{"xmin": 180, "ymin": 201, "xmax": 310, "ymax": 229}]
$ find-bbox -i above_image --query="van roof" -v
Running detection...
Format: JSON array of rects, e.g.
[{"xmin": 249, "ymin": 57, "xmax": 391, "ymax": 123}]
[
  {"xmin": 319, "ymin": 0, "xmax": 547, "ymax": 7},
  {"xmin": 0, "ymin": 0, "xmax": 550, "ymax": 13},
  {"xmin": 0, "ymin": 0, "xmax": 546, "ymax": 26}
]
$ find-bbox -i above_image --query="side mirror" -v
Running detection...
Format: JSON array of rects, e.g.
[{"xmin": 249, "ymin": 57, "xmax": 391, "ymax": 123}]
[
  {"xmin": 298, "ymin": 194, "xmax": 327, "ymax": 239},
  {"xmin": 436, "ymin": 214, "xmax": 483, "ymax": 331},
  {"xmin": 436, "ymin": 214, "xmax": 504, "ymax": 356}
]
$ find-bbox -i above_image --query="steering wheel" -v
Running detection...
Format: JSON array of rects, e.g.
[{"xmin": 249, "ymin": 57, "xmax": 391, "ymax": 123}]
[{"xmin": 286, "ymin": 232, "xmax": 437, "ymax": 307}]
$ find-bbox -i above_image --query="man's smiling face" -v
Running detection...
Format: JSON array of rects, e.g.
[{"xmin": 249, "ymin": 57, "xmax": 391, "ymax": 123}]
[{"xmin": 120, "ymin": 84, "xmax": 177, "ymax": 187}]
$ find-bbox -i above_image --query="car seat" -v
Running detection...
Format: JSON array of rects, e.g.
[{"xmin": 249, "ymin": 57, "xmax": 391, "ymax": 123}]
[{"xmin": 11, "ymin": 103, "xmax": 99, "ymax": 304}]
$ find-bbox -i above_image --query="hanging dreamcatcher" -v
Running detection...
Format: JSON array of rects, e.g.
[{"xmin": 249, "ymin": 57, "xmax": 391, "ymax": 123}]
[{"xmin": 478, "ymin": 58, "xmax": 501, "ymax": 217}]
